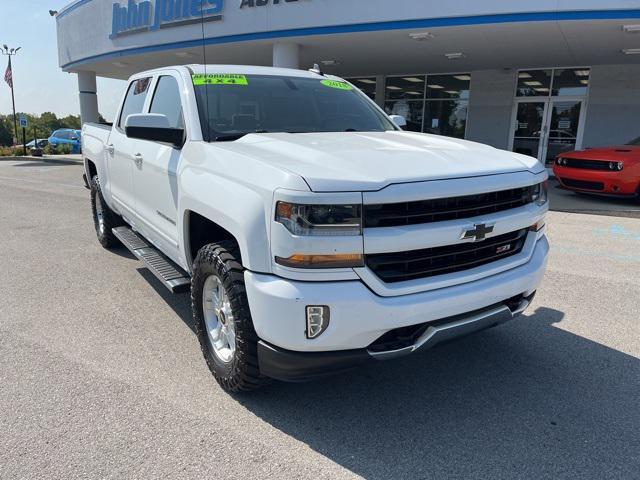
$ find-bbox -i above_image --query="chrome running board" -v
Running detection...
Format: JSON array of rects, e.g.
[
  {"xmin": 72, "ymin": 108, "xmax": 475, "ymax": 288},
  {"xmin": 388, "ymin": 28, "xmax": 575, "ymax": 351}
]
[{"xmin": 112, "ymin": 226, "xmax": 191, "ymax": 294}]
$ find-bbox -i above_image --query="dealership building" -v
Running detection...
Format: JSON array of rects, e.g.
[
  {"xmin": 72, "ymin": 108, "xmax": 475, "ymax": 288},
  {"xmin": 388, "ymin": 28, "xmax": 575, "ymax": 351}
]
[{"xmin": 56, "ymin": 0, "xmax": 640, "ymax": 164}]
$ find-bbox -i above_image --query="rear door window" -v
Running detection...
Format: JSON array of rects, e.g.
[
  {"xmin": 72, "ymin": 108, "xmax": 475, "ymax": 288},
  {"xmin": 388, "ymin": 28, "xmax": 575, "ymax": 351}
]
[{"xmin": 118, "ymin": 77, "xmax": 151, "ymax": 130}]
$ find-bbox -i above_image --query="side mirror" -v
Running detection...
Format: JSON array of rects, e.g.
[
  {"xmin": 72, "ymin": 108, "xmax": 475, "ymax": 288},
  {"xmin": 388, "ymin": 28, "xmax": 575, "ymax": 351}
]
[
  {"xmin": 389, "ymin": 115, "xmax": 407, "ymax": 129},
  {"xmin": 125, "ymin": 113, "xmax": 184, "ymax": 148}
]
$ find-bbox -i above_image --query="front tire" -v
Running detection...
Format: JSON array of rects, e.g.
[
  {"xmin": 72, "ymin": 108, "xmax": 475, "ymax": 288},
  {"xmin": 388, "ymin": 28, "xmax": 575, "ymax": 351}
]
[
  {"xmin": 90, "ymin": 175, "xmax": 124, "ymax": 248},
  {"xmin": 191, "ymin": 241, "xmax": 269, "ymax": 392}
]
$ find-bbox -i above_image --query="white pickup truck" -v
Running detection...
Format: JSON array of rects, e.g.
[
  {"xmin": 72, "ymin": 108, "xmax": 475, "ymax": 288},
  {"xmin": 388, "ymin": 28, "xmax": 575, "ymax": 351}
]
[{"xmin": 82, "ymin": 65, "xmax": 549, "ymax": 392}]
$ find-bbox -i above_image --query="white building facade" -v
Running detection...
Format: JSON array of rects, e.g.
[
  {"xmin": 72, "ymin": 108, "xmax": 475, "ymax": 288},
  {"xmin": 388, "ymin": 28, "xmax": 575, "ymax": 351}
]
[{"xmin": 56, "ymin": 0, "xmax": 640, "ymax": 164}]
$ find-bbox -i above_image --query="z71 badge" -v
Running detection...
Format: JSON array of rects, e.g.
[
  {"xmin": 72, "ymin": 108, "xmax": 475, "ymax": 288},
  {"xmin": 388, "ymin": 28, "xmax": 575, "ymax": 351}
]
[{"xmin": 496, "ymin": 244, "xmax": 512, "ymax": 254}]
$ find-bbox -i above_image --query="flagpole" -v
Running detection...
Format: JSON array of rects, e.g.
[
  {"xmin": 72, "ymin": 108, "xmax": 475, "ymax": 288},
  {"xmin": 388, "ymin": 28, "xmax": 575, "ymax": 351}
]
[
  {"xmin": 2, "ymin": 45, "xmax": 21, "ymax": 146},
  {"xmin": 8, "ymin": 57, "xmax": 18, "ymax": 144}
]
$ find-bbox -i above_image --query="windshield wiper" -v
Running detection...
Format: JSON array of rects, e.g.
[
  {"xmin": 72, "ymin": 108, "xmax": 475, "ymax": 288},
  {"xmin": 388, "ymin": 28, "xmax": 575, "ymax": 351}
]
[{"xmin": 215, "ymin": 130, "xmax": 268, "ymax": 142}]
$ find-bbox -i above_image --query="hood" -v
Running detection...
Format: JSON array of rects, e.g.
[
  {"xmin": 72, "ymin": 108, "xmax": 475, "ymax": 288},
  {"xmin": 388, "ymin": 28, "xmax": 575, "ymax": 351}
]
[
  {"xmin": 559, "ymin": 146, "xmax": 640, "ymax": 162},
  {"xmin": 215, "ymin": 131, "xmax": 543, "ymax": 192}
]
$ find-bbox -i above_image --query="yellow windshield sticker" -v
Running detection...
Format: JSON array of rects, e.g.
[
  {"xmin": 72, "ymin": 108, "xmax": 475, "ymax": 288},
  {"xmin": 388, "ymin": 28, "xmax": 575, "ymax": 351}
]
[
  {"xmin": 192, "ymin": 74, "xmax": 248, "ymax": 86},
  {"xmin": 321, "ymin": 80, "xmax": 353, "ymax": 91}
]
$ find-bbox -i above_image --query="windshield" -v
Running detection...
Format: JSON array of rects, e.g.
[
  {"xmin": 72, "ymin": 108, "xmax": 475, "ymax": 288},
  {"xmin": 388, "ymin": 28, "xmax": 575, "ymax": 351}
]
[
  {"xmin": 627, "ymin": 136, "xmax": 640, "ymax": 146},
  {"xmin": 192, "ymin": 74, "xmax": 396, "ymax": 141}
]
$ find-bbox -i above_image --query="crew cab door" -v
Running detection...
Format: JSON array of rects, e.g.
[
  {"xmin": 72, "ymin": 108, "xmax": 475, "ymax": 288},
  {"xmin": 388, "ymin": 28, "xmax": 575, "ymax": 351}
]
[
  {"xmin": 129, "ymin": 73, "xmax": 184, "ymax": 262},
  {"xmin": 108, "ymin": 76, "xmax": 152, "ymax": 223}
]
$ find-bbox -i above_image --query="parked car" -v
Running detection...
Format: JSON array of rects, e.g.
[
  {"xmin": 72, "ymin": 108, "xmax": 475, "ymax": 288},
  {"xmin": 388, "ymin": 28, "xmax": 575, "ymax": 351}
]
[
  {"xmin": 26, "ymin": 139, "xmax": 49, "ymax": 157},
  {"xmin": 82, "ymin": 65, "xmax": 549, "ymax": 392},
  {"xmin": 26, "ymin": 139, "xmax": 49, "ymax": 149},
  {"xmin": 553, "ymin": 136, "xmax": 640, "ymax": 197},
  {"xmin": 48, "ymin": 129, "xmax": 82, "ymax": 153}
]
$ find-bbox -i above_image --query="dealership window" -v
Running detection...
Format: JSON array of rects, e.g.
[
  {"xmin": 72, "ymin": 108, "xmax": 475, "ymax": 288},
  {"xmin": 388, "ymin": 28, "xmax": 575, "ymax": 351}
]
[
  {"xmin": 347, "ymin": 77, "xmax": 377, "ymax": 100},
  {"xmin": 516, "ymin": 68, "xmax": 590, "ymax": 97},
  {"xmin": 383, "ymin": 73, "xmax": 470, "ymax": 139},
  {"xmin": 552, "ymin": 68, "xmax": 590, "ymax": 96},
  {"xmin": 511, "ymin": 68, "xmax": 590, "ymax": 165},
  {"xmin": 385, "ymin": 76, "xmax": 426, "ymax": 100},
  {"xmin": 516, "ymin": 69, "xmax": 553, "ymax": 97}
]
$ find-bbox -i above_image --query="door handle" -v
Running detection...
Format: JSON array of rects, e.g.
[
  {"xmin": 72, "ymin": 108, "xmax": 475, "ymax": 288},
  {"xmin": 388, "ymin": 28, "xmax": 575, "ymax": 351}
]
[
  {"xmin": 107, "ymin": 144, "xmax": 115, "ymax": 156},
  {"xmin": 133, "ymin": 153, "xmax": 143, "ymax": 168}
]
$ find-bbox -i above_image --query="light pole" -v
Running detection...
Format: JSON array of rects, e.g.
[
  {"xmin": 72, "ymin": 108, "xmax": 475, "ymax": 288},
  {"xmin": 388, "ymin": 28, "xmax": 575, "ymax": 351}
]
[{"xmin": 1, "ymin": 45, "xmax": 21, "ymax": 145}]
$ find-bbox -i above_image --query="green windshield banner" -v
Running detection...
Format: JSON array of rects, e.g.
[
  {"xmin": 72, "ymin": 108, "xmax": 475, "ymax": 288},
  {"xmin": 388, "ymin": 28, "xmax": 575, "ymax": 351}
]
[
  {"xmin": 192, "ymin": 74, "xmax": 249, "ymax": 86},
  {"xmin": 320, "ymin": 80, "xmax": 353, "ymax": 91}
]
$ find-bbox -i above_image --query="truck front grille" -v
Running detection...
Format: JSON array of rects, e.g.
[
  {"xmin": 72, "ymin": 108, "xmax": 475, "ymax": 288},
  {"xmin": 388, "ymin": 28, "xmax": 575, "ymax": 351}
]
[
  {"xmin": 365, "ymin": 229, "xmax": 528, "ymax": 283},
  {"xmin": 364, "ymin": 186, "xmax": 537, "ymax": 228}
]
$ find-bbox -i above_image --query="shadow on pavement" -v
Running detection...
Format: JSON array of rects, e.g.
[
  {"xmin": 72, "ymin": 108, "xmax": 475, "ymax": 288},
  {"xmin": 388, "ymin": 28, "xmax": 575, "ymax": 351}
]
[
  {"xmin": 136, "ymin": 268, "xmax": 195, "ymax": 333},
  {"xmin": 232, "ymin": 307, "xmax": 638, "ymax": 479},
  {"xmin": 132, "ymin": 266, "xmax": 639, "ymax": 478},
  {"xmin": 549, "ymin": 178, "xmax": 640, "ymax": 218},
  {"xmin": 11, "ymin": 159, "xmax": 81, "ymax": 167}
]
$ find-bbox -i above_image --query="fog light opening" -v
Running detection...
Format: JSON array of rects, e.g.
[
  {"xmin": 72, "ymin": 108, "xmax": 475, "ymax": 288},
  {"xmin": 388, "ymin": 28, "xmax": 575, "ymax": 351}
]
[{"xmin": 306, "ymin": 306, "xmax": 330, "ymax": 339}]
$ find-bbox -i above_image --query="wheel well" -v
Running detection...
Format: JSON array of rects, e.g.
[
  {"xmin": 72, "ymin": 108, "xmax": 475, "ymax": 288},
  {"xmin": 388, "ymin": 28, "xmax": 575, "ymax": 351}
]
[
  {"xmin": 86, "ymin": 159, "xmax": 97, "ymax": 179},
  {"xmin": 187, "ymin": 211, "xmax": 238, "ymax": 265}
]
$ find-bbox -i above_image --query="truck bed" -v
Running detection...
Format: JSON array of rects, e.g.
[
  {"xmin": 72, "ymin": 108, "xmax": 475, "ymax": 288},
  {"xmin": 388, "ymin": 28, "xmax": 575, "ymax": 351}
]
[{"xmin": 82, "ymin": 122, "xmax": 112, "ymax": 165}]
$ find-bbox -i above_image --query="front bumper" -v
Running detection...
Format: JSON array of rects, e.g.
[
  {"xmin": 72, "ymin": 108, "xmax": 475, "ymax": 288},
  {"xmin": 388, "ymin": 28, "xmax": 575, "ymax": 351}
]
[
  {"xmin": 246, "ymin": 235, "xmax": 548, "ymax": 353},
  {"xmin": 553, "ymin": 166, "xmax": 639, "ymax": 195},
  {"xmin": 257, "ymin": 292, "xmax": 535, "ymax": 382}
]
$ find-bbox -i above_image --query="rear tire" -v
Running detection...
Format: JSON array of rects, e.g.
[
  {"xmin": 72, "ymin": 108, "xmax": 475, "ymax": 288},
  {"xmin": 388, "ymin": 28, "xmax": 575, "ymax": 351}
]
[
  {"xmin": 90, "ymin": 175, "xmax": 124, "ymax": 248},
  {"xmin": 191, "ymin": 241, "xmax": 270, "ymax": 392}
]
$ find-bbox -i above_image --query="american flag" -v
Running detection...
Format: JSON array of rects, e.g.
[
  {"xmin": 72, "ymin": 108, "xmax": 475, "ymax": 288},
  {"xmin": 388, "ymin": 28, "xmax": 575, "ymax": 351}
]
[{"xmin": 4, "ymin": 57, "xmax": 13, "ymax": 89}]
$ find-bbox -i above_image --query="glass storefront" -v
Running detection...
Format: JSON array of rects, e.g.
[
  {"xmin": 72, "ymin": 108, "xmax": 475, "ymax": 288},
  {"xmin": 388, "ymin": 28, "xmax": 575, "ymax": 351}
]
[
  {"xmin": 347, "ymin": 77, "xmax": 377, "ymax": 100},
  {"xmin": 383, "ymin": 73, "xmax": 470, "ymax": 139},
  {"xmin": 345, "ymin": 66, "xmax": 592, "ymax": 152},
  {"xmin": 511, "ymin": 67, "xmax": 590, "ymax": 164}
]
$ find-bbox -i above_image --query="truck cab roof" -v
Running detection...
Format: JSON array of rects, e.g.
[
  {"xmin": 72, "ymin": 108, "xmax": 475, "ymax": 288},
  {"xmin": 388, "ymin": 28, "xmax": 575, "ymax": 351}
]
[{"xmin": 129, "ymin": 64, "xmax": 342, "ymax": 82}]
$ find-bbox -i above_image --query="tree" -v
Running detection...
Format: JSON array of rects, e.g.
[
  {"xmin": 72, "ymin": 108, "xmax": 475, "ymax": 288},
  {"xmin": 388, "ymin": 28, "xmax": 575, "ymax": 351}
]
[
  {"xmin": 0, "ymin": 115, "xmax": 13, "ymax": 146},
  {"xmin": 37, "ymin": 112, "xmax": 63, "ymax": 135},
  {"xmin": 0, "ymin": 113, "xmax": 84, "ymax": 144},
  {"xmin": 60, "ymin": 115, "xmax": 81, "ymax": 130}
]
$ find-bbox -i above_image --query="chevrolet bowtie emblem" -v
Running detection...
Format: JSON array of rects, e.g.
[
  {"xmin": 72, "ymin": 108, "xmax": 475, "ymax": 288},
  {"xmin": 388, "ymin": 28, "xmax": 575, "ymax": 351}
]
[{"xmin": 461, "ymin": 223, "xmax": 494, "ymax": 242}]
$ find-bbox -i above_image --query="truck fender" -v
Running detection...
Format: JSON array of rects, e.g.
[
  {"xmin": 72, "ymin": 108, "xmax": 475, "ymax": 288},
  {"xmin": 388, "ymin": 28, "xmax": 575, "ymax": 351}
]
[{"xmin": 179, "ymin": 170, "xmax": 273, "ymax": 274}]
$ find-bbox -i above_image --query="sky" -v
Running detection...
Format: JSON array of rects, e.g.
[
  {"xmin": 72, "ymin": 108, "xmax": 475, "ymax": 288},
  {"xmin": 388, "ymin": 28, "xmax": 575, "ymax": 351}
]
[{"xmin": 0, "ymin": 1, "xmax": 126, "ymax": 121}]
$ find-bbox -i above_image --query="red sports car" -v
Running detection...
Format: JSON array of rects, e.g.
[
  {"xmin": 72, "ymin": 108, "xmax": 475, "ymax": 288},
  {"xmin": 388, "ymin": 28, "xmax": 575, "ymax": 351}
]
[{"xmin": 553, "ymin": 136, "xmax": 640, "ymax": 198}]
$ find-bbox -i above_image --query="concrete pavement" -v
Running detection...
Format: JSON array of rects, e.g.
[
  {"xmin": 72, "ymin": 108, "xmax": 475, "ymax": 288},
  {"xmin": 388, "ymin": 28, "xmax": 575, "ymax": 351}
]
[{"xmin": 0, "ymin": 159, "xmax": 638, "ymax": 479}]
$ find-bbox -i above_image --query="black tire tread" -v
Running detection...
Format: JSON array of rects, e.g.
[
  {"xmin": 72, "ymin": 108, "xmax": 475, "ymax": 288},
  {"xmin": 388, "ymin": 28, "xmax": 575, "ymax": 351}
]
[
  {"xmin": 191, "ymin": 241, "xmax": 270, "ymax": 393},
  {"xmin": 90, "ymin": 175, "xmax": 124, "ymax": 248}
]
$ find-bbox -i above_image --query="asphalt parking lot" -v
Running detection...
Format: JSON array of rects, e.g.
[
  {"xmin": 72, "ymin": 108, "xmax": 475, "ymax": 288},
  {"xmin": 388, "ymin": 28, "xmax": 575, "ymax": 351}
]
[
  {"xmin": 1, "ymin": 158, "xmax": 639, "ymax": 479},
  {"xmin": 548, "ymin": 176, "xmax": 640, "ymax": 218}
]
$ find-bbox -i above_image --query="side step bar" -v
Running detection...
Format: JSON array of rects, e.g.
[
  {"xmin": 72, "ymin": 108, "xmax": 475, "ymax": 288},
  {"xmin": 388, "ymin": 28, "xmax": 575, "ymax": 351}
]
[{"xmin": 112, "ymin": 227, "xmax": 191, "ymax": 294}]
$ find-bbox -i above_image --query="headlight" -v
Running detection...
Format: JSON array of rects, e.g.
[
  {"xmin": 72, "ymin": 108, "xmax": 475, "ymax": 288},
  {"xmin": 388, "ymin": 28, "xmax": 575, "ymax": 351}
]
[
  {"xmin": 531, "ymin": 181, "xmax": 548, "ymax": 206},
  {"xmin": 609, "ymin": 161, "xmax": 624, "ymax": 171},
  {"xmin": 275, "ymin": 202, "xmax": 362, "ymax": 236}
]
